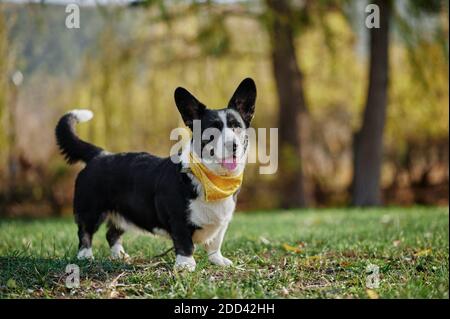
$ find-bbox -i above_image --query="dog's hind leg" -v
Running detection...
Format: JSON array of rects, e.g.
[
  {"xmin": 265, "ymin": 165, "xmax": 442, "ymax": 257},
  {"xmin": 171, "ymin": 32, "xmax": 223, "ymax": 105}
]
[
  {"xmin": 106, "ymin": 220, "xmax": 129, "ymax": 260},
  {"xmin": 76, "ymin": 211, "xmax": 106, "ymax": 260},
  {"xmin": 77, "ymin": 225, "xmax": 94, "ymax": 260}
]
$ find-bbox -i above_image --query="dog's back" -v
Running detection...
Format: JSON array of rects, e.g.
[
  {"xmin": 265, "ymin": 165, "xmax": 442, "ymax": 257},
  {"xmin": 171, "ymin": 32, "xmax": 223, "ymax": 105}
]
[{"xmin": 75, "ymin": 152, "xmax": 165, "ymax": 213}]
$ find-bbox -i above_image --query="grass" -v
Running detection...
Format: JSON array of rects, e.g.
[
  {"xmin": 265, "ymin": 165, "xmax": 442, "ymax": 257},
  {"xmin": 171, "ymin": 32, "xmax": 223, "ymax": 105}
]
[{"xmin": 0, "ymin": 207, "xmax": 448, "ymax": 299}]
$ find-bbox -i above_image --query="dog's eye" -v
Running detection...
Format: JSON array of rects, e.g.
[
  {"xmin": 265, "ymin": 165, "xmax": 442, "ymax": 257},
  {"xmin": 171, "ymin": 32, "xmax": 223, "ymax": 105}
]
[{"xmin": 228, "ymin": 120, "xmax": 241, "ymax": 129}]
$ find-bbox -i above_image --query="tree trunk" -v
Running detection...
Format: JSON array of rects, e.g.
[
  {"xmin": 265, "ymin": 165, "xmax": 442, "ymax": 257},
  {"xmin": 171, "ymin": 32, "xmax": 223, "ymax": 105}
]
[
  {"xmin": 352, "ymin": 0, "xmax": 391, "ymax": 206},
  {"xmin": 266, "ymin": 0, "xmax": 308, "ymax": 208}
]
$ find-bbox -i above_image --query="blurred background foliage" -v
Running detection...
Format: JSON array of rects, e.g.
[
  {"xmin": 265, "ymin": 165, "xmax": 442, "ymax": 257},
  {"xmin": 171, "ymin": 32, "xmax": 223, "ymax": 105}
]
[{"xmin": 0, "ymin": 0, "xmax": 448, "ymax": 216}]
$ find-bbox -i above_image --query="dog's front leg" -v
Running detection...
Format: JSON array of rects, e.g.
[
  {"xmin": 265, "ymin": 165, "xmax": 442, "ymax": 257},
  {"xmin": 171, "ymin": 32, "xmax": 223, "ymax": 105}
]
[
  {"xmin": 205, "ymin": 223, "xmax": 233, "ymax": 266},
  {"xmin": 171, "ymin": 228, "xmax": 196, "ymax": 271}
]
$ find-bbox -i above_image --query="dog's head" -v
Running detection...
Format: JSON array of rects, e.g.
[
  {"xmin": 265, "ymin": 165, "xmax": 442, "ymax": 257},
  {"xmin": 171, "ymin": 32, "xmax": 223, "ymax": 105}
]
[{"xmin": 174, "ymin": 78, "xmax": 256, "ymax": 176}]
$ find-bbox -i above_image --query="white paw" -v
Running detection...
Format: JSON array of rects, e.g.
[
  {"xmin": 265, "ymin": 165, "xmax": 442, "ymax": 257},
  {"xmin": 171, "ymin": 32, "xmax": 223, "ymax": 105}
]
[
  {"xmin": 110, "ymin": 243, "xmax": 130, "ymax": 260},
  {"xmin": 208, "ymin": 252, "xmax": 233, "ymax": 266},
  {"xmin": 77, "ymin": 247, "xmax": 94, "ymax": 260},
  {"xmin": 174, "ymin": 255, "xmax": 196, "ymax": 272}
]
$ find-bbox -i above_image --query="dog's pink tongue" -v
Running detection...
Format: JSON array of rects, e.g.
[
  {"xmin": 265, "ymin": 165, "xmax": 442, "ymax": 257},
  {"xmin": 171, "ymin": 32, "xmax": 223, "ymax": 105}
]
[{"xmin": 220, "ymin": 158, "xmax": 238, "ymax": 170}]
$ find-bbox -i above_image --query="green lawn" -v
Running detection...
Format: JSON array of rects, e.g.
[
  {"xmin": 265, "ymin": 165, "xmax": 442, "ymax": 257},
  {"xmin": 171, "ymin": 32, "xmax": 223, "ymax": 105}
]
[{"xmin": 0, "ymin": 207, "xmax": 448, "ymax": 299}]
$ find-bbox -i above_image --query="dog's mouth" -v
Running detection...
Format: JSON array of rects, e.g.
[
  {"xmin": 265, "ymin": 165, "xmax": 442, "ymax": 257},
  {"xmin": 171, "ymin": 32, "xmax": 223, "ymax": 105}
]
[{"xmin": 219, "ymin": 155, "xmax": 238, "ymax": 171}]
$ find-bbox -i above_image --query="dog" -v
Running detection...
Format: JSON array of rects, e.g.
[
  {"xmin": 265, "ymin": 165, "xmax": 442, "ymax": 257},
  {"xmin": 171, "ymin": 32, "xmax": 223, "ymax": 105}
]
[{"xmin": 55, "ymin": 78, "xmax": 256, "ymax": 271}]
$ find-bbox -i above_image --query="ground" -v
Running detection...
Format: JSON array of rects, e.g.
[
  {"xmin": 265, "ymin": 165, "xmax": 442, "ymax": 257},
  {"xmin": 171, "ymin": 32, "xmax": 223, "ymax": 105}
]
[{"xmin": 0, "ymin": 207, "xmax": 448, "ymax": 299}]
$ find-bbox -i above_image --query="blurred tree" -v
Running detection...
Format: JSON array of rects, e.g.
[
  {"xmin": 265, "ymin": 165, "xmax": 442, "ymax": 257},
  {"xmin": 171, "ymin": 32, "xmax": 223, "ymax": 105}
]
[
  {"xmin": 351, "ymin": 0, "xmax": 392, "ymax": 206},
  {"xmin": 351, "ymin": 0, "xmax": 447, "ymax": 206},
  {"xmin": 265, "ymin": 0, "xmax": 309, "ymax": 208}
]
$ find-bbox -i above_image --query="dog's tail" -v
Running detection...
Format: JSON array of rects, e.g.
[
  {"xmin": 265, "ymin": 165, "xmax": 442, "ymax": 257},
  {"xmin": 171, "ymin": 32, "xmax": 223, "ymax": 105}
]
[{"xmin": 55, "ymin": 109, "xmax": 103, "ymax": 164}]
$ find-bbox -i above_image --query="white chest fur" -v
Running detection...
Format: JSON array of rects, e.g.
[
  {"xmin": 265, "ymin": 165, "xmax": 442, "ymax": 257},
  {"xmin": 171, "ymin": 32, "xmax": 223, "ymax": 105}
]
[{"xmin": 189, "ymin": 195, "xmax": 235, "ymax": 244}]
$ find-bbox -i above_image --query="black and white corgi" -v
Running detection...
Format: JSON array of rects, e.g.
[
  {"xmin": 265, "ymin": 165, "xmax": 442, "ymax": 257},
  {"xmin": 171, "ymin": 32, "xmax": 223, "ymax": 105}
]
[{"xmin": 55, "ymin": 78, "xmax": 256, "ymax": 271}]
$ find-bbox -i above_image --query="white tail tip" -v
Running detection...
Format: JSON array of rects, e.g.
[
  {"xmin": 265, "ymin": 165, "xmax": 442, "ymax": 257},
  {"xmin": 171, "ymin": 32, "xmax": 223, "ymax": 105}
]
[{"xmin": 70, "ymin": 109, "xmax": 93, "ymax": 123}]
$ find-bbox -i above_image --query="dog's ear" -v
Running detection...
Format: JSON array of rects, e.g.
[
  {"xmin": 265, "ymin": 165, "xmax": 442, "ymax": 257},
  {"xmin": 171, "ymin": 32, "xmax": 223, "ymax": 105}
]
[
  {"xmin": 227, "ymin": 78, "xmax": 257, "ymax": 128},
  {"xmin": 174, "ymin": 87, "xmax": 206, "ymax": 129}
]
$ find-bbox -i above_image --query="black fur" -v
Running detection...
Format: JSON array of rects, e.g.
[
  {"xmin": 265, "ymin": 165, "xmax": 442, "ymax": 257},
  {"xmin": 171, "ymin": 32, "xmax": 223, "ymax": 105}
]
[{"xmin": 73, "ymin": 152, "xmax": 198, "ymax": 256}]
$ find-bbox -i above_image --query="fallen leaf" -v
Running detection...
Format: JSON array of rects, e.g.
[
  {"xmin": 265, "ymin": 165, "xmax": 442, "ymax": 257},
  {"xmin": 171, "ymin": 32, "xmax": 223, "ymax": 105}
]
[
  {"xmin": 392, "ymin": 240, "xmax": 401, "ymax": 247},
  {"xmin": 366, "ymin": 289, "xmax": 379, "ymax": 299},
  {"xmin": 282, "ymin": 243, "xmax": 302, "ymax": 254},
  {"xmin": 414, "ymin": 248, "xmax": 432, "ymax": 257}
]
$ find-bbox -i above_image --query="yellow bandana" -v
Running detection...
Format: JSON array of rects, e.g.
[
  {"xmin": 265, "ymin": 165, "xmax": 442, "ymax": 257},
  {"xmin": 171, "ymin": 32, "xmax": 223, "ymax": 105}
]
[{"xmin": 188, "ymin": 152, "xmax": 243, "ymax": 202}]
